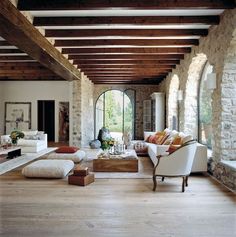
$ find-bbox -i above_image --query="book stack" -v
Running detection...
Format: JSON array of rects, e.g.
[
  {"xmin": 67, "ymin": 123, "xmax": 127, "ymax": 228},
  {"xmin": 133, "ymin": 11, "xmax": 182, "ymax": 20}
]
[{"xmin": 68, "ymin": 166, "xmax": 94, "ymax": 186}]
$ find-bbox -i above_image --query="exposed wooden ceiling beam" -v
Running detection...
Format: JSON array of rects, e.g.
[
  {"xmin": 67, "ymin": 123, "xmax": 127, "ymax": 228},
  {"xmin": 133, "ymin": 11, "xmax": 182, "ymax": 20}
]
[
  {"xmin": 69, "ymin": 54, "xmax": 184, "ymax": 60},
  {"xmin": 0, "ymin": 0, "xmax": 81, "ymax": 81},
  {"xmin": 47, "ymin": 29, "xmax": 208, "ymax": 38},
  {"xmin": 0, "ymin": 75, "xmax": 63, "ymax": 80},
  {"xmin": 0, "ymin": 49, "xmax": 25, "ymax": 54},
  {"xmin": 17, "ymin": 0, "xmax": 235, "ymax": 10},
  {"xmin": 74, "ymin": 59, "xmax": 179, "ymax": 65},
  {"xmin": 0, "ymin": 56, "xmax": 35, "ymax": 61},
  {"xmin": 33, "ymin": 16, "xmax": 220, "ymax": 27},
  {"xmin": 0, "ymin": 62, "xmax": 49, "ymax": 69},
  {"xmin": 0, "ymin": 40, "xmax": 12, "ymax": 46},
  {"xmin": 78, "ymin": 65, "xmax": 175, "ymax": 69},
  {"xmin": 81, "ymin": 69, "xmax": 172, "ymax": 73},
  {"xmin": 54, "ymin": 39, "xmax": 198, "ymax": 47},
  {"xmin": 62, "ymin": 47, "xmax": 191, "ymax": 54},
  {"xmin": 84, "ymin": 72, "xmax": 168, "ymax": 76}
]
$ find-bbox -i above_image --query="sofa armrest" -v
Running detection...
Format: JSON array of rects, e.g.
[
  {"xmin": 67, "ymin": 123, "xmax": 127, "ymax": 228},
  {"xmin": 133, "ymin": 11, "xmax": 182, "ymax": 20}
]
[{"xmin": 156, "ymin": 145, "xmax": 170, "ymax": 156}]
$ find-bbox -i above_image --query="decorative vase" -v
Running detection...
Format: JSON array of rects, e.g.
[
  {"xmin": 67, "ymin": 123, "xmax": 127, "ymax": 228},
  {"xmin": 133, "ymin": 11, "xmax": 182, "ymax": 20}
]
[{"xmin": 12, "ymin": 139, "xmax": 17, "ymax": 145}]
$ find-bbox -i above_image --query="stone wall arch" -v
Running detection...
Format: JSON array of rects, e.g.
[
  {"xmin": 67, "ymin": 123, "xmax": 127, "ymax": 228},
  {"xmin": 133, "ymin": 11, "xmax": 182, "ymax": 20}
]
[{"xmin": 183, "ymin": 53, "xmax": 207, "ymax": 138}]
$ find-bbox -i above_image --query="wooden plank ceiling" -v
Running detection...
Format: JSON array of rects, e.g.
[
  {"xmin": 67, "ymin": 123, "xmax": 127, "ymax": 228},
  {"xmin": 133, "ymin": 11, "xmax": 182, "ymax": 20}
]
[{"xmin": 0, "ymin": 0, "xmax": 235, "ymax": 84}]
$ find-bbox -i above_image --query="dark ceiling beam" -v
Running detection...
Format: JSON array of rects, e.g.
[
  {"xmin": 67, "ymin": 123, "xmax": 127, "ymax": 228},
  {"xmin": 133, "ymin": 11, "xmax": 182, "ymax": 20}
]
[
  {"xmin": 84, "ymin": 72, "xmax": 168, "ymax": 76},
  {"xmin": 33, "ymin": 16, "xmax": 220, "ymax": 27},
  {"xmin": 81, "ymin": 69, "xmax": 172, "ymax": 73},
  {"xmin": 0, "ymin": 49, "xmax": 25, "ymax": 54},
  {"xmin": 78, "ymin": 64, "xmax": 175, "ymax": 69},
  {"xmin": 63, "ymin": 47, "xmax": 191, "ymax": 54},
  {"xmin": 0, "ymin": 0, "xmax": 81, "ymax": 81},
  {"xmin": 69, "ymin": 54, "xmax": 184, "ymax": 60},
  {"xmin": 0, "ymin": 69, "xmax": 56, "ymax": 74},
  {"xmin": 74, "ymin": 59, "xmax": 179, "ymax": 65},
  {"xmin": 0, "ymin": 56, "xmax": 35, "ymax": 61},
  {"xmin": 47, "ymin": 29, "xmax": 208, "ymax": 38},
  {"xmin": 17, "ymin": 0, "xmax": 236, "ymax": 10},
  {"xmin": 0, "ymin": 62, "xmax": 48, "ymax": 68},
  {"xmin": 55, "ymin": 39, "xmax": 198, "ymax": 47},
  {"xmin": 0, "ymin": 40, "xmax": 12, "ymax": 46},
  {"xmin": 0, "ymin": 75, "xmax": 63, "ymax": 80}
]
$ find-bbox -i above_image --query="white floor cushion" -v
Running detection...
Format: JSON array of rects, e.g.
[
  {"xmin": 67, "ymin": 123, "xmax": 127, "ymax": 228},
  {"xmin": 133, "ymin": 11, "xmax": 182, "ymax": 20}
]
[
  {"xmin": 47, "ymin": 150, "xmax": 86, "ymax": 163},
  {"xmin": 22, "ymin": 160, "xmax": 74, "ymax": 178}
]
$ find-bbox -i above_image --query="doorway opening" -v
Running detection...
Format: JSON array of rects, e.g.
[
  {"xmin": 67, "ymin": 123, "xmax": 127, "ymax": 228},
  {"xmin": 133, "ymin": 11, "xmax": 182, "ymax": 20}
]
[{"xmin": 37, "ymin": 100, "xmax": 55, "ymax": 142}]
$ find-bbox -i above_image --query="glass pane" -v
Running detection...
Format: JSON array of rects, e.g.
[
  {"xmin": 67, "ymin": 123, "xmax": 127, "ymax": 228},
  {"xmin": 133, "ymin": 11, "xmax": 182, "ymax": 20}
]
[
  {"xmin": 95, "ymin": 94, "xmax": 104, "ymax": 138},
  {"xmin": 199, "ymin": 63, "xmax": 213, "ymax": 148},
  {"xmin": 104, "ymin": 90, "xmax": 123, "ymax": 141}
]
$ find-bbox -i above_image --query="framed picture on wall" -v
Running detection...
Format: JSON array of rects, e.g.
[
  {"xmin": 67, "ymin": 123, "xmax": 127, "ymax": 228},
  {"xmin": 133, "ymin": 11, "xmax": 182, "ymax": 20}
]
[
  {"xmin": 59, "ymin": 101, "xmax": 69, "ymax": 142},
  {"xmin": 4, "ymin": 102, "xmax": 31, "ymax": 134}
]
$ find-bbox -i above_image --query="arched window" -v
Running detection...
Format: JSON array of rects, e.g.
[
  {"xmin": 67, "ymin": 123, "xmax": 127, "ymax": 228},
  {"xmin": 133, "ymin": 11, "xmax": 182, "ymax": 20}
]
[
  {"xmin": 198, "ymin": 62, "xmax": 213, "ymax": 148},
  {"xmin": 95, "ymin": 89, "xmax": 135, "ymax": 141}
]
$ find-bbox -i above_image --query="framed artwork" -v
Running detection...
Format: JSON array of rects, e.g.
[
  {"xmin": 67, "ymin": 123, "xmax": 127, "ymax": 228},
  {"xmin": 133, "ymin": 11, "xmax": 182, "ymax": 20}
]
[
  {"xmin": 4, "ymin": 102, "xmax": 31, "ymax": 134},
  {"xmin": 59, "ymin": 102, "xmax": 69, "ymax": 142}
]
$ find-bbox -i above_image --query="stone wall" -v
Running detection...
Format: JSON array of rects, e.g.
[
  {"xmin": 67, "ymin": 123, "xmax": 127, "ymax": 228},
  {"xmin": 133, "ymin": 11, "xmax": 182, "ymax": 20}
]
[
  {"xmin": 81, "ymin": 75, "xmax": 94, "ymax": 147},
  {"xmin": 71, "ymin": 79, "xmax": 82, "ymax": 147},
  {"xmin": 93, "ymin": 84, "xmax": 160, "ymax": 139},
  {"xmin": 158, "ymin": 9, "xmax": 236, "ymax": 191},
  {"xmin": 71, "ymin": 75, "xmax": 94, "ymax": 147}
]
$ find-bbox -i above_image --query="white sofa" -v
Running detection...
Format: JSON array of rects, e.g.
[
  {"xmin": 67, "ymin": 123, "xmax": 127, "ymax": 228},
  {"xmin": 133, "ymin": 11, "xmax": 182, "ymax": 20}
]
[
  {"xmin": 144, "ymin": 130, "xmax": 208, "ymax": 173},
  {"xmin": 17, "ymin": 131, "xmax": 48, "ymax": 153},
  {"xmin": 1, "ymin": 131, "xmax": 48, "ymax": 153}
]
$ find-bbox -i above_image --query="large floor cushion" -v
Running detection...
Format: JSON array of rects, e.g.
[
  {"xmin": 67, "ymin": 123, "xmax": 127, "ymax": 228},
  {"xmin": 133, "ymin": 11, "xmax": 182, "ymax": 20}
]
[
  {"xmin": 22, "ymin": 160, "xmax": 74, "ymax": 178},
  {"xmin": 47, "ymin": 150, "xmax": 86, "ymax": 163}
]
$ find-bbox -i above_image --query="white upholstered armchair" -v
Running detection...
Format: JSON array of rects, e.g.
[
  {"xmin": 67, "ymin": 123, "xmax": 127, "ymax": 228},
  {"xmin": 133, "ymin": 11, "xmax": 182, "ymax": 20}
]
[{"xmin": 153, "ymin": 141, "xmax": 197, "ymax": 192}]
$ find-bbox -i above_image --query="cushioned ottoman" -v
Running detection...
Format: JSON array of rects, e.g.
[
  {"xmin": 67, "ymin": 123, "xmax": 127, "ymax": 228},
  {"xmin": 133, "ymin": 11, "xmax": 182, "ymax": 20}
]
[
  {"xmin": 22, "ymin": 160, "xmax": 74, "ymax": 178},
  {"xmin": 47, "ymin": 150, "xmax": 86, "ymax": 163}
]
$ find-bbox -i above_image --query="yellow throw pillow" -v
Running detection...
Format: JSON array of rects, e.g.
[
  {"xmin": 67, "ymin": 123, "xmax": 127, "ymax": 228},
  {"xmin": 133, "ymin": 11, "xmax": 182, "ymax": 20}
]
[{"xmin": 172, "ymin": 136, "xmax": 182, "ymax": 145}]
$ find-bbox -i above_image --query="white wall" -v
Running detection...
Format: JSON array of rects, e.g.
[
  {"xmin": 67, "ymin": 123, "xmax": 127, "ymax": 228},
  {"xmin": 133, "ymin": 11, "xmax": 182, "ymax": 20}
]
[{"xmin": 0, "ymin": 81, "xmax": 70, "ymax": 142}]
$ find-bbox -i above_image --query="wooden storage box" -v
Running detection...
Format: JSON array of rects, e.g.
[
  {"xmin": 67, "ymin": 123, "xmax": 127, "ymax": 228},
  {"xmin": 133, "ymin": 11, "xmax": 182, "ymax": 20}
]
[
  {"xmin": 73, "ymin": 166, "xmax": 89, "ymax": 176},
  {"xmin": 68, "ymin": 174, "xmax": 94, "ymax": 186}
]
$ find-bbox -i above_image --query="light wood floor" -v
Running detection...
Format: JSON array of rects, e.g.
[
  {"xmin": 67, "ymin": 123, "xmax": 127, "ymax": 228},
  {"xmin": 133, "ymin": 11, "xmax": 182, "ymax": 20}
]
[{"xmin": 0, "ymin": 168, "xmax": 235, "ymax": 237}]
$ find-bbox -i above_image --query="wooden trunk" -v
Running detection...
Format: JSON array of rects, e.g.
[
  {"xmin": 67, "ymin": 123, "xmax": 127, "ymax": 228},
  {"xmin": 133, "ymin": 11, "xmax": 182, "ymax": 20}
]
[
  {"xmin": 93, "ymin": 158, "xmax": 138, "ymax": 172},
  {"xmin": 68, "ymin": 174, "xmax": 94, "ymax": 186}
]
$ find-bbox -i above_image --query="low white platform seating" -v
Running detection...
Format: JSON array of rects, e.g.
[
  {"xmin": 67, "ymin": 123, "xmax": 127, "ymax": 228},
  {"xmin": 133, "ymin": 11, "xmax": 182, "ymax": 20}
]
[
  {"xmin": 22, "ymin": 160, "xmax": 74, "ymax": 178},
  {"xmin": 47, "ymin": 150, "xmax": 86, "ymax": 163}
]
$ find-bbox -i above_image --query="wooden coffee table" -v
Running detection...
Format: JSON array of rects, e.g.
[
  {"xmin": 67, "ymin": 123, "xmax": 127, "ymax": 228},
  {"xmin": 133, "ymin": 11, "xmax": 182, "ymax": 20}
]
[{"xmin": 93, "ymin": 149, "xmax": 138, "ymax": 172}]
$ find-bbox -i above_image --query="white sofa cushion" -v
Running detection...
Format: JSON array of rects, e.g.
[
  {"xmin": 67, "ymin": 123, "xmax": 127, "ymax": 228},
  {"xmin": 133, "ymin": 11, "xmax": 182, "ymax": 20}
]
[
  {"xmin": 22, "ymin": 160, "xmax": 74, "ymax": 178},
  {"xmin": 47, "ymin": 150, "xmax": 86, "ymax": 163},
  {"xmin": 23, "ymin": 130, "xmax": 38, "ymax": 136}
]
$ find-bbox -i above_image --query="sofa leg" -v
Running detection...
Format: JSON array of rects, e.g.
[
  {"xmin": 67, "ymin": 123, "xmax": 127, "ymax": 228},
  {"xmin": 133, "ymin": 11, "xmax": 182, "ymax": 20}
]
[
  {"xmin": 182, "ymin": 177, "xmax": 185, "ymax": 192},
  {"xmin": 161, "ymin": 177, "xmax": 165, "ymax": 182},
  {"xmin": 153, "ymin": 175, "xmax": 157, "ymax": 191},
  {"xmin": 185, "ymin": 176, "xmax": 188, "ymax": 187}
]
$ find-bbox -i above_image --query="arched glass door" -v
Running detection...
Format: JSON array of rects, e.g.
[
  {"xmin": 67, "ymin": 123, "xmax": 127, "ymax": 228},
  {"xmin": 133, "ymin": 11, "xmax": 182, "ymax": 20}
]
[{"xmin": 95, "ymin": 89, "xmax": 135, "ymax": 141}]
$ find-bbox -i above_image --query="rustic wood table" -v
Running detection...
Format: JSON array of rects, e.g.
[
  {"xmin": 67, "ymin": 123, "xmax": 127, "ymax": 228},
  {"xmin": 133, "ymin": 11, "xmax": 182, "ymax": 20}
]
[{"xmin": 93, "ymin": 149, "xmax": 138, "ymax": 172}]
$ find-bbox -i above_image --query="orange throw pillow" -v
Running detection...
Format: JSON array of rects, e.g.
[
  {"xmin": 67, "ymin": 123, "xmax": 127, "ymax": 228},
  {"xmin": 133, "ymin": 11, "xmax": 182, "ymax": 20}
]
[
  {"xmin": 154, "ymin": 132, "xmax": 164, "ymax": 144},
  {"xmin": 167, "ymin": 144, "xmax": 181, "ymax": 154},
  {"xmin": 55, "ymin": 146, "xmax": 79, "ymax": 153},
  {"xmin": 172, "ymin": 136, "xmax": 182, "ymax": 145}
]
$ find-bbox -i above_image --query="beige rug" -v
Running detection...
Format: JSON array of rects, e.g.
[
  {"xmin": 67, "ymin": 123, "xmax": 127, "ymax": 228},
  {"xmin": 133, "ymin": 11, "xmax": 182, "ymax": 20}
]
[{"xmin": 80, "ymin": 148, "xmax": 154, "ymax": 179}]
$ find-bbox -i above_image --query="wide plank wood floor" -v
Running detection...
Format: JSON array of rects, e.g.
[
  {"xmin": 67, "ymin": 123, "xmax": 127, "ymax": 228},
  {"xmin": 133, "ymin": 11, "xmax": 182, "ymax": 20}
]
[{"xmin": 0, "ymin": 168, "xmax": 235, "ymax": 237}]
